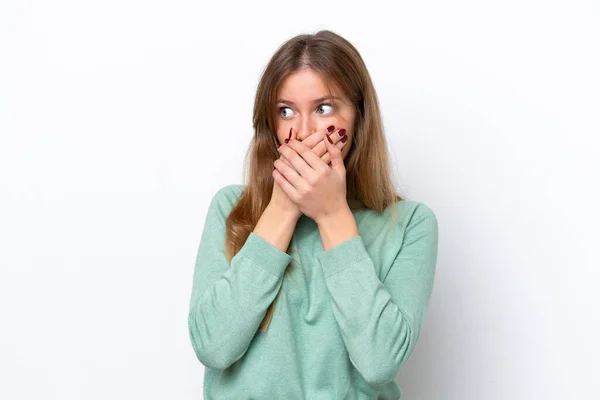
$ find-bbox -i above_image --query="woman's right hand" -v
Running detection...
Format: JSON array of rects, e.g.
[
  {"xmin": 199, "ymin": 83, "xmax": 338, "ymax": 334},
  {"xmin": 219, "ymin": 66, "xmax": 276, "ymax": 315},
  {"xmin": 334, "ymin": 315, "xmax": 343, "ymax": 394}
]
[
  {"xmin": 270, "ymin": 127, "xmax": 347, "ymax": 218},
  {"xmin": 301, "ymin": 127, "xmax": 347, "ymax": 166},
  {"xmin": 270, "ymin": 177, "xmax": 302, "ymax": 220}
]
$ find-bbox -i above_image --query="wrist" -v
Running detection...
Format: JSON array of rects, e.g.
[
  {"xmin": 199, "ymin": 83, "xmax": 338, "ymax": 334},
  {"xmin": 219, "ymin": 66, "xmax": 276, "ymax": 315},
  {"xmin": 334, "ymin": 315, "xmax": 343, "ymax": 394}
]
[
  {"xmin": 267, "ymin": 202, "xmax": 301, "ymax": 223},
  {"xmin": 315, "ymin": 206, "xmax": 353, "ymax": 227},
  {"xmin": 316, "ymin": 206, "xmax": 359, "ymax": 251}
]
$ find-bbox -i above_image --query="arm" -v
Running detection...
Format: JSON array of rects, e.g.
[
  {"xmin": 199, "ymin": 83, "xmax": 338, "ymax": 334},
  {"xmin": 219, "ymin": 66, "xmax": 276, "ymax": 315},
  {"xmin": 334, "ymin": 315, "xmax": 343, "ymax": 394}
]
[
  {"xmin": 316, "ymin": 203, "xmax": 439, "ymax": 387},
  {"xmin": 187, "ymin": 186, "xmax": 298, "ymax": 370},
  {"xmin": 254, "ymin": 201, "xmax": 299, "ymax": 253}
]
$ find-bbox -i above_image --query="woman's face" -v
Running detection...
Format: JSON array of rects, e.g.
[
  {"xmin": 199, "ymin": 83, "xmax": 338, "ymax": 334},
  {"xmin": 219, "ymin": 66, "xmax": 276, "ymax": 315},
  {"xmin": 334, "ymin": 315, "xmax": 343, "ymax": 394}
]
[{"xmin": 274, "ymin": 68, "xmax": 356, "ymax": 161}]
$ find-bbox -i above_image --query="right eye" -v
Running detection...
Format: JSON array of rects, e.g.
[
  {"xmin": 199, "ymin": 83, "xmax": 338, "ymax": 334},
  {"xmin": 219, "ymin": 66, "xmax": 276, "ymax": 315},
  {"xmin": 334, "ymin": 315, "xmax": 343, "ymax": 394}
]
[{"xmin": 279, "ymin": 107, "xmax": 294, "ymax": 118}]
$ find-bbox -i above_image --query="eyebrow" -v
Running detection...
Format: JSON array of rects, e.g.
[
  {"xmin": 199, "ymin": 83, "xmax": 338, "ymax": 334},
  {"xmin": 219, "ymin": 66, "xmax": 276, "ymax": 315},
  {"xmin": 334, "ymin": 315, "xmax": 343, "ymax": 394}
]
[{"xmin": 276, "ymin": 96, "xmax": 341, "ymax": 106}]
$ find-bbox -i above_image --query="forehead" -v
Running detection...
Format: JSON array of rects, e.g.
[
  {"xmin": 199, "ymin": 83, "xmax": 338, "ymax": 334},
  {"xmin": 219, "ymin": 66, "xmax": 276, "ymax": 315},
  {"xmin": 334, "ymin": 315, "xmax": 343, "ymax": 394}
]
[{"xmin": 277, "ymin": 69, "xmax": 341, "ymax": 99}]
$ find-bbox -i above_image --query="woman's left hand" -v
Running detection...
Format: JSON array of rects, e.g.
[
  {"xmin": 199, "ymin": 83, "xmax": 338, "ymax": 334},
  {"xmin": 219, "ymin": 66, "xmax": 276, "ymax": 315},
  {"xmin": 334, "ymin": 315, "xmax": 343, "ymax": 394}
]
[{"xmin": 273, "ymin": 132, "xmax": 348, "ymax": 224}]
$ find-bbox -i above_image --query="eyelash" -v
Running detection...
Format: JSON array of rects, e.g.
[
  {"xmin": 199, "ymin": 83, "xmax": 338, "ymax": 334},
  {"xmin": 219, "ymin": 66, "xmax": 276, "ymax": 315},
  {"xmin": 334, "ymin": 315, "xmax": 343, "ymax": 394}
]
[{"xmin": 278, "ymin": 103, "xmax": 333, "ymax": 118}]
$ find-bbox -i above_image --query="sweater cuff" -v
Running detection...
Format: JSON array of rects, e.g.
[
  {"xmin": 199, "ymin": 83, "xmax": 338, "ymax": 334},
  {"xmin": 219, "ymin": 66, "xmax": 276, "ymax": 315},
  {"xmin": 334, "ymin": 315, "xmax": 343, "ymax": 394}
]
[
  {"xmin": 317, "ymin": 235, "xmax": 370, "ymax": 277},
  {"xmin": 235, "ymin": 232, "xmax": 292, "ymax": 278}
]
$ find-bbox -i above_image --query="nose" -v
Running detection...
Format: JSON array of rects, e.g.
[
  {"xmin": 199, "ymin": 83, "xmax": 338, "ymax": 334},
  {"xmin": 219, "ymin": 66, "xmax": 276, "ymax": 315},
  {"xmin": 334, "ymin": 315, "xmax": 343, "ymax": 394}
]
[{"xmin": 295, "ymin": 117, "xmax": 317, "ymax": 142}]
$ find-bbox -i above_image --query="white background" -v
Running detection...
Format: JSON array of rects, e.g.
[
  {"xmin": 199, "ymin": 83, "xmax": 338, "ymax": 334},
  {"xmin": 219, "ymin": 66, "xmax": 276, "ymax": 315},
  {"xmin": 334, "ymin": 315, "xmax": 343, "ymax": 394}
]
[{"xmin": 1, "ymin": 1, "xmax": 598, "ymax": 399}]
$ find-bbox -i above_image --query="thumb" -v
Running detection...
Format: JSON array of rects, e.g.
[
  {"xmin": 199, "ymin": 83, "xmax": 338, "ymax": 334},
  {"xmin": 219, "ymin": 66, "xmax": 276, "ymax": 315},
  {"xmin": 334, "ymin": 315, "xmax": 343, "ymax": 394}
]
[{"xmin": 325, "ymin": 132, "xmax": 344, "ymax": 172}]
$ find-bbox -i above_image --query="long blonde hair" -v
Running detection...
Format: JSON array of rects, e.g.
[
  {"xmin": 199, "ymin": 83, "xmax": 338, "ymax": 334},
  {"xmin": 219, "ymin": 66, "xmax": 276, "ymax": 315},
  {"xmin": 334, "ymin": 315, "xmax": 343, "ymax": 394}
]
[{"xmin": 225, "ymin": 30, "xmax": 402, "ymax": 333}]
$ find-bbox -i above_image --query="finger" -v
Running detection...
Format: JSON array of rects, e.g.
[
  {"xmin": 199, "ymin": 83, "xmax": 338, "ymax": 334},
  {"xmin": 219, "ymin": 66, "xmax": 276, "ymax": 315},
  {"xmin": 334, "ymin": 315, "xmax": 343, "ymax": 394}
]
[
  {"xmin": 278, "ymin": 140, "xmax": 313, "ymax": 177},
  {"xmin": 282, "ymin": 139, "xmax": 326, "ymax": 173},
  {"xmin": 273, "ymin": 156, "xmax": 304, "ymax": 189},
  {"xmin": 321, "ymin": 136, "xmax": 347, "ymax": 165},
  {"xmin": 294, "ymin": 125, "xmax": 338, "ymax": 157},
  {"xmin": 277, "ymin": 154, "xmax": 298, "ymax": 173},
  {"xmin": 325, "ymin": 130, "xmax": 346, "ymax": 171},
  {"xmin": 279, "ymin": 154, "xmax": 293, "ymax": 168},
  {"xmin": 312, "ymin": 127, "xmax": 346, "ymax": 159},
  {"xmin": 273, "ymin": 166, "xmax": 299, "ymax": 200},
  {"xmin": 298, "ymin": 130, "xmax": 327, "ymax": 151}
]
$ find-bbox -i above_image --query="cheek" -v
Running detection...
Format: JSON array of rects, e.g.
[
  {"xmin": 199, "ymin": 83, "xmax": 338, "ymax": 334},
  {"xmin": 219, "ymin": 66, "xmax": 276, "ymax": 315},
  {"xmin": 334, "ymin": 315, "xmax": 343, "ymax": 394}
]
[
  {"xmin": 278, "ymin": 126, "xmax": 292, "ymax": 141},
  {"xmin": 274, "ymin": 127, "xmax": 285, "ymax": 142},
  {"xmin": 344, "ymin": 135, "xmax": 354, "ymax": 153}
]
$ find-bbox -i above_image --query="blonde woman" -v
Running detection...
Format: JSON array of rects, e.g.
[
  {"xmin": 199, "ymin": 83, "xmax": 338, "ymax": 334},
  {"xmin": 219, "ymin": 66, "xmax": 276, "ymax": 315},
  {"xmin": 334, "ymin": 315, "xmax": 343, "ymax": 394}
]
[{"xmin": 188, "ymin": 30, "xmax": 439, "ymax": 399}]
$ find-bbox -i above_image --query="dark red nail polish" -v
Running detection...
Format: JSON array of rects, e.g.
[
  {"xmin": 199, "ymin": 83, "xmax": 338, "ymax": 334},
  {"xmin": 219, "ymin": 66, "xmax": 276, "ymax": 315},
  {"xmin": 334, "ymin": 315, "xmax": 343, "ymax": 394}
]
[
  {"xmin": 288, "ymin": 127, "xmax": 292, "ymax": 140},
  {"xmin": 277, "ymin": 143, "xmax": 281, "ymax": 148},
  {"xmin": 338, "ymin": 128, "xmax": 346, "ymax": 137},
  {"xmin": 273, "ymin": 166, "xmax": 276, "ymax": 170},
  {"xmin": 341, "ymin": 135, "xmax": 348, "ymax": 143},
  {"xmin": 327, "ymin": 125, "xmax": 335, "ymax": 133},
  {"xmin": 326, "ymin": 133, "xmax": 333, "ymax": 144}
]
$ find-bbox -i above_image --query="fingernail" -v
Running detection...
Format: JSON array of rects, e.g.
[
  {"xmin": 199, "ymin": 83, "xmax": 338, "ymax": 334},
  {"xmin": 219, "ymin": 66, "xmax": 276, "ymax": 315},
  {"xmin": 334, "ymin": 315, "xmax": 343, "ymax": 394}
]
[
  {"xmin": 277, "ymin": 143, "xmax": 281, "ymax": 148},
  {"xmin": 288, "ymin": 127, "xmax": 292, "ymax": 140},
  {"xmin": 327, "ymin": 125, "xmax": 335, "ymax": 133},
  {"xmin": 338, "ymin": 128, "xmax": 346, "ymax": 137},
  {"xmin": 341, "ymin": 135, "xmax": 347, "ymax": 143},
  {"xmin": 326, "ymin": 133, "xmax": 333, "ymax": 144}
]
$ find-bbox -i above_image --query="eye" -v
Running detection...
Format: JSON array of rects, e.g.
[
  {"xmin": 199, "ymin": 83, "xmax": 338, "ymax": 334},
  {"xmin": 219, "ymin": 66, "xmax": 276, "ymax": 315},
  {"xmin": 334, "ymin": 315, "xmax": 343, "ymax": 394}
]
[
  {"xmin": 279, "ymin": 107, "xmax": 294, "ymax": 118},
  {"xmin": 317, "ymin": 103, "xmax": 334, "ymax": 115}
]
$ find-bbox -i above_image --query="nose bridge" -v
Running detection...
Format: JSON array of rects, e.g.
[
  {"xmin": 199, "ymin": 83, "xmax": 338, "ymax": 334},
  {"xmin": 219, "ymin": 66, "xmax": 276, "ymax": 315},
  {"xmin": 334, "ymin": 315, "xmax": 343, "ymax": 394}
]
[{"xmin": 297, "ymin": 113, "xmax": 315, "ymax": 141}]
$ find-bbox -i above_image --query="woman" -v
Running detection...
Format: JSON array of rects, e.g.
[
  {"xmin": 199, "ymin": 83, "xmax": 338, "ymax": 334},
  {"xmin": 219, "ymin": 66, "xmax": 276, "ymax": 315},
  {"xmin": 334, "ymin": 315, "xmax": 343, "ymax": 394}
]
[{"xmin": 188, "ymin": 30, "xmax": 438, "ymax": 399}]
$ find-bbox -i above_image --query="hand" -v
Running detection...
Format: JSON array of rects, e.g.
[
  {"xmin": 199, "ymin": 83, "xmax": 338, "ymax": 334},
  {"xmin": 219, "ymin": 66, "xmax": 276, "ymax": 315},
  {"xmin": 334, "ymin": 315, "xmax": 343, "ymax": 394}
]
[
  {"xmin": 285, "ymin": 126, "xmax": 347, "ymax": 166},
  {"xmin": 273, "ymin": 127, "xmax": 349, "ymax": 223},
  {"xmin": 270, "ymin": 177, "xmax": 302, "ymax": 220},
  {"xmin": 270, "ymin": 126, "xmax": 347, "ymax": 218}
]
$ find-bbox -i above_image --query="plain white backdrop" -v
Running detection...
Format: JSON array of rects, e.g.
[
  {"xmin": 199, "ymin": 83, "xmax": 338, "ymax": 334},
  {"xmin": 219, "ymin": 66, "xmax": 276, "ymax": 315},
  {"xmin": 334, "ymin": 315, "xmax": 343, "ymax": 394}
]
[{"xmin": 1, "ymin": 1, "xmax": 598, "ymax": 399}]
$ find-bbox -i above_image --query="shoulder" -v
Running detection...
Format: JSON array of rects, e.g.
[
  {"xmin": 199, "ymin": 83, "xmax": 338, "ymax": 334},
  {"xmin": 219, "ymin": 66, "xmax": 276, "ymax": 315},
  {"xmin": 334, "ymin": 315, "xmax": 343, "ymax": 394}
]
[
  {"xmin": 387, "ymin": 200, "xmax": 437, "ymax": 224},
  {"xmin": 207, "ymin": 184, "xmax": 245, "ymax": 215},
  {"xmin": 211, "ymin": 184, "xmax": 244, "ymax": 204},
  {"xmin": 407, "ymin": 201, "xmax": 437, "ymax": 224},
  {"xmin": 397, "ymin": 201, "xmax": 438, "ymax": 247},
  {"xmin": 389, "ymin": 200, "xmax": 438, "ymax": 236}
]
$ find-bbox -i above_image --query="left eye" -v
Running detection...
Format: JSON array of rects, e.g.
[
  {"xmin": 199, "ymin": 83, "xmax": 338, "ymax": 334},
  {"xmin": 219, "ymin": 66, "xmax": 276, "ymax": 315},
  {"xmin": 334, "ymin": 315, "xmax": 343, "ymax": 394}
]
[{"xmin": 317, "ymin": 104, "xmax": 333, "ymax": 115}]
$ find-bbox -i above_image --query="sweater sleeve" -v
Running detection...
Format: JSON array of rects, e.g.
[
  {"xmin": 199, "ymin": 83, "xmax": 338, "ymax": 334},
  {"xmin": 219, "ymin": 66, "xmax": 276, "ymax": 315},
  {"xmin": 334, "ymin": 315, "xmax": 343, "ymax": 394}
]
[
  {"xmin": 187, "ymin": 186, "xmax": 293, "ymax": 370},
  {"xmin": 316, "ymin": 203, "xmax": 438, "ymax": 388}
]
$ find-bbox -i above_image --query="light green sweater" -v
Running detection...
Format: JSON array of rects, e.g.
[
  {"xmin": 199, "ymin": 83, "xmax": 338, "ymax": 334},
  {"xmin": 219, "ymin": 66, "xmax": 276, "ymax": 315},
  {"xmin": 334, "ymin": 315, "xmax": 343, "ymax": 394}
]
[{"xmin": 188, "ymin": 184, "xmax": 438, "ymax": 399}]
